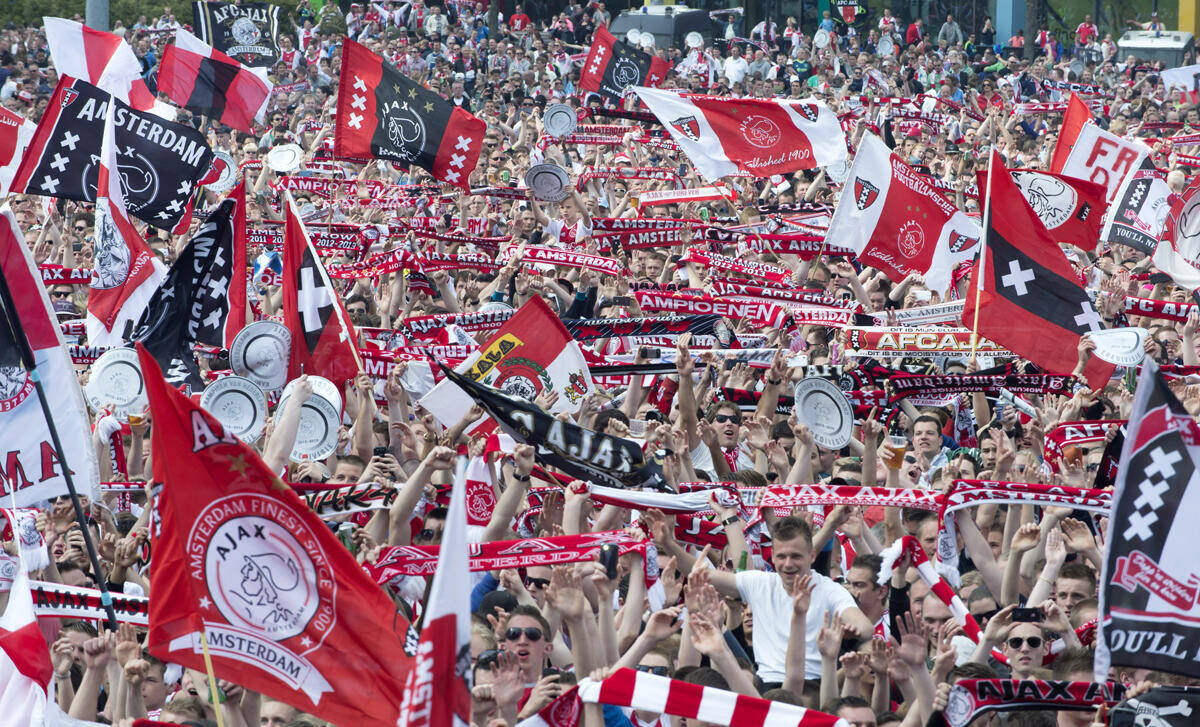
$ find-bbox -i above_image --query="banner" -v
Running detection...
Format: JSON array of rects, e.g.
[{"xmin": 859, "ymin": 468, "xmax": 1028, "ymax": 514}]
[
  {"xmin": 844, "ymin": 327, "xmax": 1011, "ymax": 357},
  {"xmin": 192, "ymin": 1, "xmax": 282, "ymax": 67},
  {"xmin": 29, "ymin": 580, "xmax": 148, "ymax": 626}
]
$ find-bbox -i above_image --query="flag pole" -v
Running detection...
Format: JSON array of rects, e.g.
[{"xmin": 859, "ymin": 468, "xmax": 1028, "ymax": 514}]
[
  {"xmin": 198, "ymin": 631, "xmax": 228, "ymax": 727},
  {"xmin": 0, "ymin": 255, "xmax": 120, "ymax": 631},
  {"xmin": 969, "ymin": 152, "xmax": 996, "ymax": 363}
]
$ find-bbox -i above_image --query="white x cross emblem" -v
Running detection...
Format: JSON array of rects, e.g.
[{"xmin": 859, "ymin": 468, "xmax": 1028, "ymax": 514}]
[
  {"xmin": 455, "ymin": 136, "xmax": 472, "ymax": 151},
  {"xmin": 40, "ymin": 176, "xmax": 60, "ymax": 193},
  {"xmin": 60, "ymin": 131, "xmax": 80, "ymax": 151},
  {"xmin": 353, "ymin": 76, "xmax": 367, "ymax": 92},
  {"xmin": 449, "ymin": 152, "xmax": 465, "ymax": 168},
  {"xmin": 348, "ymin": 113, "xmax": 363, "ymax": 129},
  {"xmin": 49, "ymin": 154, "xmax": 69, "ymax": 173},
  {"xmin": 351, "ymin": 95, "xmax": 366, "ymax": 110}
]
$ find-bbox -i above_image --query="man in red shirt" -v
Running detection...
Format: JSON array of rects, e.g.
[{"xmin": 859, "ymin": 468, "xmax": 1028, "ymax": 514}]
[
  {"xmin": 1075, "ymin": 14, "xmax": 1098, "ymax": 46},
  {"xmin": 509, "ymin": 4, "xmax": 532, "ymax": 33},
  {"xmin": 906, "ymin": 17, "xmax": 923, "ymax": 45}
]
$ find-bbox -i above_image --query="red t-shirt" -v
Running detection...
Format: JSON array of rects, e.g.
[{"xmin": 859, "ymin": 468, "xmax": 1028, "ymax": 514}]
[{"xmin": 509, "ymin": 13, "xmax": 532, "ymax": 31}]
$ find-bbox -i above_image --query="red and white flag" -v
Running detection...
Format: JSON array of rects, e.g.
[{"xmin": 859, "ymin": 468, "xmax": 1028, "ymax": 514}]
[
  {"xmin": 0, "ymin": 107, "xmax": 35, "ymax": 196},
  {"xmin": 43, "ymin": 17, "xmax": 164, "ymax": 115},
  {"xmin": 976, "ymin": 169, "xmax": 1106, "ymax": 251},
  {"xmin": 0, "ymin": 204, "xmax": 100, "ymax": 506},
  {"xmin": 85, "ymin": 95, "xmax": 167, "ymax": 347},
  {"xmin": 1050, "ymin": 94, "xmax": 1148, "ymax": 203},
  {"xmin": 398, "ymin": 459, "xmax": 472, "ymax": 727},
  {"xmin": 634, "ymin": 86, "xmax": 847, "ymax": 181},
  {"xmin": 0, "ymin": 570, "xmax": 52, "ymax": 725},
  {"xmin": 281, "ymin": 193, "xmax": 361, "ymax": 386},
  {"xmin": 1154, "ymin": 175, "xmax": 1200, "ymax": 290},
  {"xmin": 420, "ymin": 296, "xmax": 595, "ymax": 429},
  {"xmin": 138, "ymin": 343, "xmax": 414, "ymax": 727},
  {"xmin": 826, "ymin": 132, "xmax": 981, "ymax": 294}
]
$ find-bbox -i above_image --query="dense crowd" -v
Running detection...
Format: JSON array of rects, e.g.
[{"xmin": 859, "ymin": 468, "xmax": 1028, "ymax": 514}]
[{"xmin": 1, "ymin": 3, "xmax": 1198, "ymax": 727}]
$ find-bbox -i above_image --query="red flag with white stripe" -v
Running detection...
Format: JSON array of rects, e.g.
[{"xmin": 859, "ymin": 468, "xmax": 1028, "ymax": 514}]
[
  {"xmin": 85, "ymin": 94, "xmax": 167, "ymax": 347},
  {"xmin": 0, "ymin": 570, "xmax": 52, "ymax": 725},
  {"xmin": 43, "ymin": 17, "xmax": 162, "ymax": 114},
  {"xmin": 398, "ymin": 458, "xmax": 472, "ymax": 727},
  {"xmin": 0, "ymin": 107, "xmax": 35, "ymax": 196},
  {"xmin": 634, "ymin": 86, "xmax": 847, "ymax": 181}
]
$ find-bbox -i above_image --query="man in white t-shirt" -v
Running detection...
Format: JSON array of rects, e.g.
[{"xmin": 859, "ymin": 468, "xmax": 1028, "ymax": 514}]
[
  {"xmin": 723, "ymin": 46, "xmax": 750, "ymax": 85},
  {"xmin": 651, "ymin": 513, "xmax": 872, "ymax": 683}
]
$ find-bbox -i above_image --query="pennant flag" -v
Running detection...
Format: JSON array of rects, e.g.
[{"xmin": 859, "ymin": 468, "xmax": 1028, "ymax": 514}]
[
  {"xmin": 226, "ymin": 182, "xmax": 249, "ymax": 347},
  {"xmin": 158, "ymin": 29, "xmax": 272, "ymax": 134},
  {"xmin": 1102, "ymin": 159, "xmax": 1171, "ymax": 255},
  {"xmin": 825, "ymin": 132, "xmax": 981, "ymax": 294},
  {"xmin": 1154, "ymin": 175, "xmax": 1200, "ymax": 291},
  {"xmin": 0, "ymin": 570, "xmax": 52, "ymax": 725},
  {"xmin": 333, "ymin": 38, "xmax": 485, "ymax": 190},
  {"xmin": 130, "ymin": 195, "xmax": 242, "ymax": 392},
  {"xmin": 461, "ymin": 455, "xmax": 496, "ymax": 528},
  {"xmin": 963, "ymin": 152, "xmax": 1115, "ymax": 390},
  {"xmin": 0, "ymin": 108, "xmax": 35, "ymax": 197},
  {"xmin": 191, "ymin": 1, "xmax": 282, "ymax": 68},
  {"xmin": 138, "ymin": 343, "xmax": 414, "ymax": 727},
  {"xmin": 443, "ymin": 367, "xmax": 664, "ymax": 491},
  {"xmin": 1096, "ymin": 360, "xmax": 1200, "ymax": 682},
  {"xmin": 42, "ymin": 17, "xmax": 159, "ymax": 112},
  {"xmin": 85, "ymin": 97, "xmax": 167, "ymax": 348},
  {"xmin": 420, "ymin": 296, "xmax": 595, "ymax": 429},
  {"xmin": 281, "ymin": 193, "xmax": 360, "ymax": 385},
  {"xmin": 635, "ymin": 86, "xmax": 847, "ymax": 181},
  {"xmin": 1050, "ymin": 93, "xmax": 1148, "ymax": 203},
  {"xmin": 579, "ymin": 26, "xmax": 671, "ymax": 103},
  {"xmin": 11, "ymin": 77, "xmax": 217, "ymax": 228},
  {"xmin": 0, "ymin": 204, "xmax": 100, "ymax": 506},
  {"xmin": 976, "ymin": 169, "xmax": 1106, "ymax": 250},
  {"xmin": 397, "ymin": 459, "xmax": 471, "ymax": 727}
]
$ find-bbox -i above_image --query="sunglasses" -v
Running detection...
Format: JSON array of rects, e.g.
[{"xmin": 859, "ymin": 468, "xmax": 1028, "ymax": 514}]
[
  {"xmin": 505, "ymin": 627, "xmax": 543, "ymax": 642},
  {"xmin": 475, "ymin": 648, "xmax": 501, "ymax": 669},
  {"xmin": 524, "ymin": 577, "xmax": 550, "ymax": 589},
  {"xmin": 713, "ymin": 414, "xmax": 742, "ymax": 424},
  {"xmin": 73, "ymin": 225, "xmax": 87, "ymax": 232},
  {"xmin": 972, "ymin": 608, "xmax": 999, "ymax": 622},
  {"xmin": 51, "ymin": 291, "xmax": 73, "ymax": 299},
  {"xmin": 417, "ymin": 528, "xmax": 441, "ymax": 541},
  {"xmin": 636, "ymin": 665, "xmax": 670, "ymax": 677},
  {"xmin": 1007, "ymin": 636, "xmax": 1043, "ymax": 650}
]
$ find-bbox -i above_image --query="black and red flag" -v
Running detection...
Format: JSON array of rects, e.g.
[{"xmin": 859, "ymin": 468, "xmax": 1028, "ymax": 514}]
[
  {"xmin": 963, "ymin": 151, "xmax": 1116, "ymax": 390},
  {"xmin": 579, "ymin": 25, "xmax": 671, "ymax": 103},
  {"xmin": 976, "ymin": 168, "xmax": 1106, "ymax": 251},
  {"xmin": 157, "ymin": 29, "xmax": 271, "ymax": 135},
  {"xmin": 137, "ymin": 343, "xmax": 414, "ymax": 727},
  {"xmin": 1096, "ymin": 360, "xmax": 1200, "ymax": 682},
  {"xmin": 281, "ymin": 193, "xmax": 360, "ymax": 386},
  {"xmin": 333, "ymin": 39, "xmax": 484, "ymax": 190}
]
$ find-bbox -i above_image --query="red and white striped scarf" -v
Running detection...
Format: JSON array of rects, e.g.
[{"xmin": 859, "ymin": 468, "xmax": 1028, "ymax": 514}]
[{"xmin": 577, "ymin": 668, "xmax": 846, "ymax": 727}]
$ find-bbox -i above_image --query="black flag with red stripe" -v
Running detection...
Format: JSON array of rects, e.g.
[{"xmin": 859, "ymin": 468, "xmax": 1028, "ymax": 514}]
[{"xmin": 333, "ymin": 38, "xmax": 484, "ymax": 189}]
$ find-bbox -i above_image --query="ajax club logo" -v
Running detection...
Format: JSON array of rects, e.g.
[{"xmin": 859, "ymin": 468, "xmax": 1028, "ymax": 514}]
[
  {"xmin": 1011, "ymin": 172, "xmax": 1076, "ymax": 230},
  {"xmin": 739, "ymin": 115, "xmax": 781, "ymax": 149},
  {"xmin": 611, "ymin": 57, "xmax": 642, "ymax": 89},
  {"xmin": 897, "ymin": 219, "xmax": 926, "ymax": 257},
  {"xmin": 0, "ymin": 365, "xmax": 34, "ymax": 412},
  {"xmin": 192, "ymin": 494, "xmax": 336, "ymax": 645},
  {"xmin": 853, "ymin": 177, "xmax": 879, "ymax": 210},
  {"xmin": 671, "ymin": 115, "xmax": 700, "ymax": 142},
  {"xmin": 381, "ymin": 99, "xmax": 427, "ymax": 164}
]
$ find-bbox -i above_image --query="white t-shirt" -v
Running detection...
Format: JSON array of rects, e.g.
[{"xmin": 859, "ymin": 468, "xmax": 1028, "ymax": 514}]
[
  {"xmin": 723, "ymin": 56, "xmax": 750, "ymax": 84},
  {"xmin": 690, "ymin": 440, "xmax": 754, "ymax": 477},
  {"xmin": 735, "ymin": 569, "xmax": 857, "ymax": 682}
]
